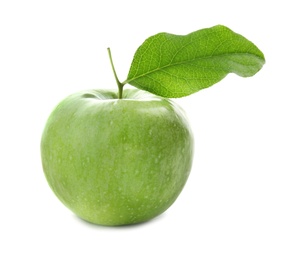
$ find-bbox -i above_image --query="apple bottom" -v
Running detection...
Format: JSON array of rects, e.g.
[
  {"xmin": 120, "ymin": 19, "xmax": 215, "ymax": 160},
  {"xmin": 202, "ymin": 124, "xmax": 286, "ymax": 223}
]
[{"xmin": 41, "ymin": 89, "xmax": 194, "ymax": 226}]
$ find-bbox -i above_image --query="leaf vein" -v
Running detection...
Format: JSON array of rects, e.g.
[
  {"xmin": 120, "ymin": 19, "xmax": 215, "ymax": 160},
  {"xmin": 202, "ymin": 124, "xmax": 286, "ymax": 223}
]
[{"xmin": 124, "ymin": 52, "xmax": 263, "ymax": 84}]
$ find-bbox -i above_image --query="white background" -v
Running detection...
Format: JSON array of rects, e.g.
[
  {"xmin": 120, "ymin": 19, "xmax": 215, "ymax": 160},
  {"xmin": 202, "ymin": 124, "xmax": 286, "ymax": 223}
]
[{"xmin": 1, "ymin": 0, "xmax": 300, "ymax": 259}]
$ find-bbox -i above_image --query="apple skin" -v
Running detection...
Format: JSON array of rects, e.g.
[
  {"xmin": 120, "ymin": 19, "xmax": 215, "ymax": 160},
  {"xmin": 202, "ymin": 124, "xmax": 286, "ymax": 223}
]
[{"xmin": 41, "ymin": 89, "xmax": 194, "ymax": 226}]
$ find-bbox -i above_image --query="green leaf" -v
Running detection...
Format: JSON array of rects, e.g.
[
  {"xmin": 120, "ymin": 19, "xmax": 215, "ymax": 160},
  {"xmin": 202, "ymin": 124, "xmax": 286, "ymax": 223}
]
[{"xmin": 124, "ymin": 25, "xmax": 265, "ymax": 98}]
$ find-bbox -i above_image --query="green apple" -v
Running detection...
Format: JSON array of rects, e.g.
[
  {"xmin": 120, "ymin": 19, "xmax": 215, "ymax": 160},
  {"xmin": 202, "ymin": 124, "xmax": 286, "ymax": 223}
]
[
  {"xmin": 40, "ymin": 26, "xmax": 265, "ymax": 226},
  {"xmin": 41, "ymin": 88, "xmax": 194, "ymax": 226}
]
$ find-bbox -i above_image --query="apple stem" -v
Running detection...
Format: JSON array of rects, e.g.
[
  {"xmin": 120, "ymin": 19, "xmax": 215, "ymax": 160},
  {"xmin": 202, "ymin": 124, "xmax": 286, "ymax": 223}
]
[{"xmin": 107, "ymin": 48, "xmax": 124, "ymax": 99}]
